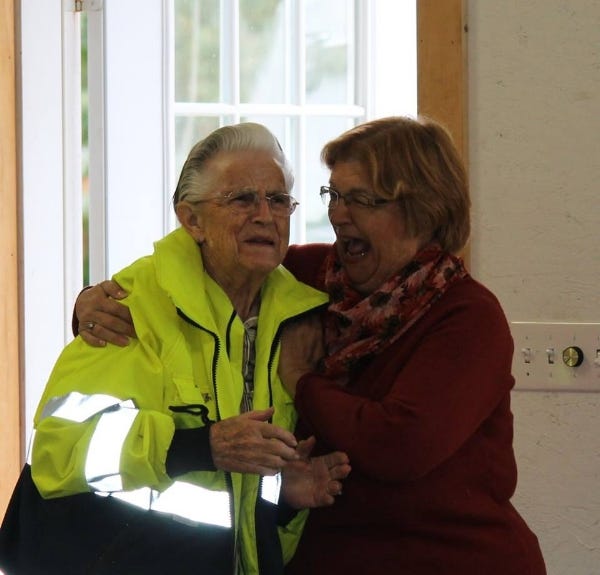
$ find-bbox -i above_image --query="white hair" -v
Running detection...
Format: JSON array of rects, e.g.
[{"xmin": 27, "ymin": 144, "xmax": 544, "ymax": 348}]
[{"xmin": 172, "ymin": 122, "xmax": 294, "ymax": 207}]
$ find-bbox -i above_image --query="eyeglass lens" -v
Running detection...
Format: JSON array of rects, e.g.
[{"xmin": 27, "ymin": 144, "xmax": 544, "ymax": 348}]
[{"xmin": 226, "ymin": 191, "xmax": 298, "ymax": 215}]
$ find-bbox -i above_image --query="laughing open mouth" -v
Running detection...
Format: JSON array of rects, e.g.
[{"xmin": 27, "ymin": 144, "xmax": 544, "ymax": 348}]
[{"xmin": 341, "ymin": 237, "xmax": 370, "ymax": 257}]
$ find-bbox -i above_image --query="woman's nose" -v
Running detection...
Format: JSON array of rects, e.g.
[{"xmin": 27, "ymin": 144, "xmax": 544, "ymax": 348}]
[
  {"xmin": 251, "ymin": 196, "xmax": 275, "ymax": 222},
  {"xmin": 328, "ymin": 200, "xmax": 352, "ymax": 227}
]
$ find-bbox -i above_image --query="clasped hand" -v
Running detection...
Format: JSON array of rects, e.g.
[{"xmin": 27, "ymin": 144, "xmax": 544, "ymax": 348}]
[
  {"xmin": 210, "ymin": 407, "xmax": 299, "ymax": 476},
  {"xmin": 281, "ymin": 436, "xmax": 350, "ymax": 509},
  {"xmin": 210, "ymin": 408, "xmax": 350, "ymax": 509}
]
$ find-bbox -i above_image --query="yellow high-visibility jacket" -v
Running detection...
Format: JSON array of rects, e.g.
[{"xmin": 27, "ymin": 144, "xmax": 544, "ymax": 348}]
[{"xmin": 31, "ymin": 227, "xmax": 328, "ymax": 574}]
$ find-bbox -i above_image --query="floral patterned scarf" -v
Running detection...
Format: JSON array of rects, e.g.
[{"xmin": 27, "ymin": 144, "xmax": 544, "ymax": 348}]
[{"xmin": 323, "ymin": 243, "xmax": 468, "ymax": 380}]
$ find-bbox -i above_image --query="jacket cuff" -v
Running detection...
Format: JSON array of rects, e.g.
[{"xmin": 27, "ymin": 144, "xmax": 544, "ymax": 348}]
[
  {"xmin": 166, "ymin": 426, "xmax": 216, "ymax": 477},
  {"xmin": 276, "ymin": 499, "xmax": 300, "ymax": 526}
]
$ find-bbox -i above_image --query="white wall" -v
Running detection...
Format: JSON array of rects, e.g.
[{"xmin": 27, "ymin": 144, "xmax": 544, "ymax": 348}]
[{"xmin": 468, "ymin": 2, "xmax": 600, "ymax": 573}]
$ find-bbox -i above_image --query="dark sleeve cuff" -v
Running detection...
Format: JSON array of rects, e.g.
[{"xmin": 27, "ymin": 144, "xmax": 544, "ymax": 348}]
[
  {"xmin": 166, "ymin": 426, "xmax": 217, "ymax": 477},
  {"xmin": 276, "ymin": 498, "xmax": 300, "ymax": 526}
]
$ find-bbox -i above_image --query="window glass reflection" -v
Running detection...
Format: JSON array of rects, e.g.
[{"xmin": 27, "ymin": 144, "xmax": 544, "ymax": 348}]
[
  {"xmin": 175, "ymin": 0, "xmax": 220, "ymax": 103},
  {"xmin": 240, "ymin": 0, "xmax": 286, "ymax": 104},
  {"xmin": 305, "ymin": 0, "xmax": 353, "ymax": 105},
  {"xmin": 174, "ymin": 116, "xmax": 223, "ymax": 174},
  {"xmin": 304, "ymin": 117, "xmax": 353, "ymax": 243}
]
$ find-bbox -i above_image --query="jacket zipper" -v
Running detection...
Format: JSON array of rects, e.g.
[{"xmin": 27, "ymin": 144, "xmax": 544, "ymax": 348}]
[{"xmin": 176, "ymin": 308, "xmax": 235, "ymax": 549}]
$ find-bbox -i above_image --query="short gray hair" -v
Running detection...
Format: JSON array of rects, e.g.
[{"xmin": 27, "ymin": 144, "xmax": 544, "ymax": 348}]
[{"xmin": 172, "ymin": 122, "xmax": 294, "ymax": 207}]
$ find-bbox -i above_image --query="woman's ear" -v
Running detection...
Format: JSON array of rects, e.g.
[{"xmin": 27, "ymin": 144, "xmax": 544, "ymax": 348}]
[{"xmin": 175, "ymin": 202, "xmax": 206, "ymax": 244}]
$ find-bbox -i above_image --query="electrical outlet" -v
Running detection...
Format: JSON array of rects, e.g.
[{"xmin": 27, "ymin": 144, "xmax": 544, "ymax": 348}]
[{"xmin": 510, "ymin": 322, "xmax": 600, "ymax": 391}]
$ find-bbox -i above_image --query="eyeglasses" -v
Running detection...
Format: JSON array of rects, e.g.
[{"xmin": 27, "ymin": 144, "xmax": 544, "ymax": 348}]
[
  {"xmin": 320, "ymin": 186, "xmax": 391, "ymax": 210},
  {"xmin": 191, "ymin": 190, "xmax": 299, "ymax": 216}
]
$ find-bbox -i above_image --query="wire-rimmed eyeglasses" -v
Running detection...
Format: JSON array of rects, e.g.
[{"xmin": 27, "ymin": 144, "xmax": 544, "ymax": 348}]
[
  {"xmin": 190, "ymin": 190, "xmax": 299, "ymax": 216},
  {"xmin": 320, "ymin": 186, "xmax": 391, "ymax": 209}
]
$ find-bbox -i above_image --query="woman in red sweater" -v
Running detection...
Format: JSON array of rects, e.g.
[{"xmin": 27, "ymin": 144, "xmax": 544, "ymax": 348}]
[
  {"xmin": 74, "ymin": 117, "xmax": 546, "ymax": 574},
  {"xmin": 281, "ymin": 116, "xmax": 544, "ymax": 574}
]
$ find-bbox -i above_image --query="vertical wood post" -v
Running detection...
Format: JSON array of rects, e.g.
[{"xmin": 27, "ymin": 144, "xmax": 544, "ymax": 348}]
[
  {"xmin": 0, "ymin": 0, "xmax": 22, "ymax": 516},
  {"xmin": 417, "ymin": 0, "xmax": 470, "ymax": 260}
]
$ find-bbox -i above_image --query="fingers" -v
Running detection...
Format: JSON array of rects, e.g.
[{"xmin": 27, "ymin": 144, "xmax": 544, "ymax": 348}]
[
  {"xmin": 76, "ymin": 281, "xmax": 135, "ymax": 347},
  {"xmin": 78, "ymin": 308, "xmax": 133, "ymax": 347},
  {"xmin": 94, "ymin": 305, "xmax": 136, "ymax": 340},
  {"xmin": 322, "ymin": 450, "xmax": 351, "ymax": 483},
  {"xmin": 78, "ymin": 323, "xmax": 107, "ymax": 347},
  {"xmin": 98, "ymin": 294, "xmax": 134, "ymax": 326},
  {"xmin": 326, "ymin": 480, "xmax": 344, "ymax": 498},
  {"xmin": 99, "ymin": 279, "xmax": 127, "ymax": 300},
  {"xmin": 213, "ymin": 449, "xmax": 292, "ymax": 476},
  {"xmin": 75, "ymin": 285, "xmax": 106, "ymax": 323},
  {"xmin": 296, "ymin": 436, "xmax": 316, "ymax": 459},
  {"xmin": 210, "ymin": 413, "xmax": 299, "ymax": 475},
  {"xmin": 243, "ymin": 408, "xmax": 298, "ymax": 449},
  {"xmin": 328, "ymin": 460, "xmax": 352, "ymax": 481},
  {"xmin": 260, "ymin": 422, "xmax": 298, "ymax": 450},
  {"xmin": 243, "ymin": 407, "xmax": 275, "ymax": 423},
  {"xmin": 88, "ymin": 321, "xmax": 131, "ymax": 347},
  {"xmin": 324, "ymin": 450, "xmax": 350, "ymax": 469}
]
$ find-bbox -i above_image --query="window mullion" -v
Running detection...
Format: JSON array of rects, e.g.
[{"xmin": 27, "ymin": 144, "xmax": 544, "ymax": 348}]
[
  {"xmin": 173, "ymin": 102, "xmax": 365, "ymax": 117},
  {"xmin": 221, "ymin": 0, "xmax": 240, "ymax": 122},
  {"xmin": 62, "ymin": 8, "xmax": 84, "ymax": 337},
  {"xmin": 293, "ymin": 0, "xmax": 306, "ymax": 243},
  {"xmin": 86, "ymin": 5, "xmax": 107, "ymax": 284},
  {"xmin": 355, "ymin": 0, "xmax": 370, "ymax": 118},
  {"xmin": 163, "ymin": 0, "xmax": 177, "ymax": 231}
]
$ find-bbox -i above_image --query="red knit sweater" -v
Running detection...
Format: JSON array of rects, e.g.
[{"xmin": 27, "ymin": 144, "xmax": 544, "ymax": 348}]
[{"xmin": 282, "ymin": 244, "xmax": 546, "ymax": 575}]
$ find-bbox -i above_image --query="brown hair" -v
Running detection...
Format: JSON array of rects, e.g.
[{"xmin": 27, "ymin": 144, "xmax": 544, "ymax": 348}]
[{"xmin": 321, "ymin": 116, "xmax": 470, "ymax": 253}]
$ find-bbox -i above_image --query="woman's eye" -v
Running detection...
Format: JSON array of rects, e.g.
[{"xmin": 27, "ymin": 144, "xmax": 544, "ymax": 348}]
[
  {"xmin": 231, "ymin": 192, "xmax": 256, "ymax": 206},
  {"xmin": 352, "ymin": 194, "xmax": 373, "ymax": 206},
  {"xmin": 270, "ymin": 194, "xmax": 289, "ymax": 206}
]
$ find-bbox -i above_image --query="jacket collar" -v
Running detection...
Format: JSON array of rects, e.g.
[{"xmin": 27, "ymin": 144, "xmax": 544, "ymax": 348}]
[{"xmin": 153, "ymin": 228, "xmax": 327, "ymax": 329}]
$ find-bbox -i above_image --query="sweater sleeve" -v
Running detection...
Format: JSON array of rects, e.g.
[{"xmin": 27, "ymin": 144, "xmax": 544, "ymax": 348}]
[
  {"xmin": 283, "ymin": 243, "xmax": 331, "ymax": 289},
  {"xmin": 294, "ymin": 285, "xmax": 515, "ymax": 482}
]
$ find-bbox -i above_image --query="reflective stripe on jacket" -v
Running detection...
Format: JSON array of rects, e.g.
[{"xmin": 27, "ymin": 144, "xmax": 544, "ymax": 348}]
[{"xmin": 31, "ymin": 227, "xmax": 328, "ymax": 574}]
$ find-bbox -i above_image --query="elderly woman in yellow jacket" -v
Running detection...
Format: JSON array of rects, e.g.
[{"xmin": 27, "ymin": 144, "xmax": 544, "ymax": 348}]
[{"xmin": 1, "ymin": 123, "xmax": 349, "ymax": 575}]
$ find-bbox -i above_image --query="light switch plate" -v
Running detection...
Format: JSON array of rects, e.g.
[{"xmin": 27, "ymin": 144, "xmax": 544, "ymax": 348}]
[{"xmin": 510, "ymin": 322, "xmax": 600, "ymax": 391}]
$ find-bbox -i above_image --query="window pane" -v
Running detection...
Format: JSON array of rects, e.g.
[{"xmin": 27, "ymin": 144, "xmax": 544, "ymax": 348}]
[
  {"xmin": 239, "ymin": 115, "xmax": 287, "ymax": 150},
  {"xmin": 168, "ymin": 0, "xmax": 416, "ymax": 244},
  {"xmin": 305, "ymin": 0, "xmax": 354, "ymax": 105},
  {"xmin": 304, "ymin": 116, "xmax": 354, "ymax": 243},
  {"xmin": 240, "ymin": 0, "xmax": 286, "ymax": 104},
  {"xmin": 174, "ymin": 116, "xmax": 223, "ymax": 174},
  {"xmin": 175, "ymin": 0, "xmax": 220, "ymax": 103}
]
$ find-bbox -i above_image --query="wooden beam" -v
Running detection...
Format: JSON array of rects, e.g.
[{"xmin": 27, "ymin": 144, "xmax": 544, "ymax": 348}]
[
  {"xmin": 417, "ymin": 0, "xmax": 469, "ymax": 261},
  {"xmin": 417, "ymin": 0, "xmax": 468, "ymax": 160},
  {"xmin": 0, "ymin": 0, "xmax": 22, "ymax": 517}
]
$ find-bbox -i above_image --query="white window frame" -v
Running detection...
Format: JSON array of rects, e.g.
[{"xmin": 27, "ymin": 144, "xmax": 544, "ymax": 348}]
[
  {"xmin": 19, "ymin": 0, "xmax": 416, "ymax": 448},
  {"xmin": 20, "ymin": 0, "xmax": 83, "ymax": 448},
  {"xmin": 166, "ymin": 0, "xmax": 417, "ymax": 244}
]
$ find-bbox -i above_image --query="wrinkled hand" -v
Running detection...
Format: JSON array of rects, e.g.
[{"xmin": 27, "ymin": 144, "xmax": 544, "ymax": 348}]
[
  {"xmin": 282, "ymin": 436, "xmax": 350, "ymax": 509},
  {"xmin": 76, "ymin": 280, "xmax": 135, "ymax": 347},
  {"xmin": 210, "ymin": 408, "xmax": 299, "ymax": 476},
  {"xmin": 278, "ymin": 312, "xmax": 325, "ymax": 398}
]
